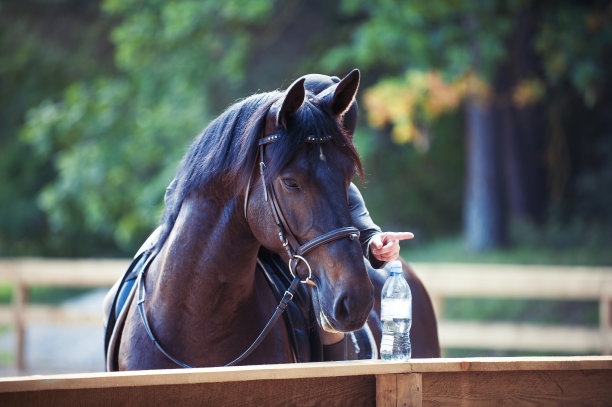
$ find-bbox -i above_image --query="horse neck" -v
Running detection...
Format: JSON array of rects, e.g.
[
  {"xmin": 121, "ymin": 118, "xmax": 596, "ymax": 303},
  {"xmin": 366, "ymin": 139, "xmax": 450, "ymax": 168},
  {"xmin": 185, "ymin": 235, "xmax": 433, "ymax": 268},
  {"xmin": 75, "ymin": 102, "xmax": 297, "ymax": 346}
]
[{"xmin": 148, "ymin": 192, "xmax": 261, "ymax": 319}]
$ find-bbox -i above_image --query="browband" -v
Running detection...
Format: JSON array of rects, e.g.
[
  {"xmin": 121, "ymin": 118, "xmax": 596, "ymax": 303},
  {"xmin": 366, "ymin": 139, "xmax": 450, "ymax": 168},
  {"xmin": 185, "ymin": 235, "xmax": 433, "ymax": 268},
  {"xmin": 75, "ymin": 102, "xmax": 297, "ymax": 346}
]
[{"xmin": 259, "ymin": 133, "xmax": 332, "ymax": 146}]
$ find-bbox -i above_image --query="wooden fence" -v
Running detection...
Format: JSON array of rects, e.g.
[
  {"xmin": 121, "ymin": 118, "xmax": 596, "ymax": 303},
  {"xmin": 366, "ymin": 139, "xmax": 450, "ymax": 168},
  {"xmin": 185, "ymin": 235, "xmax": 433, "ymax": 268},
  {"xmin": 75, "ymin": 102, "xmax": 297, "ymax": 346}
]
[
  {"xmin": 0, "ymin": 259, "xmax": 127, "ymax": 371},
  {"xmin": 0, "ymin": 259, "xmax": 611, "ymax": 372},
  {"xmin": 413, "ymin": 262, "xmax": 612, "ymax": 355},
  {"xmin": 1, "ymin": 357, "xmax": 611, "ymax": 406}
]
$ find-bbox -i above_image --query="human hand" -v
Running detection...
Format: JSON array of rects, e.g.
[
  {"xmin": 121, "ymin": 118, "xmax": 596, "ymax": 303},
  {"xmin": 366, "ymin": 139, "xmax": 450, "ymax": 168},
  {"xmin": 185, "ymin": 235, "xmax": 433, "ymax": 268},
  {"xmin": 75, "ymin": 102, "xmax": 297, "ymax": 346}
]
[{"xmin": 369, "ymin": 232, "xmax": 414, "ymax": 262}]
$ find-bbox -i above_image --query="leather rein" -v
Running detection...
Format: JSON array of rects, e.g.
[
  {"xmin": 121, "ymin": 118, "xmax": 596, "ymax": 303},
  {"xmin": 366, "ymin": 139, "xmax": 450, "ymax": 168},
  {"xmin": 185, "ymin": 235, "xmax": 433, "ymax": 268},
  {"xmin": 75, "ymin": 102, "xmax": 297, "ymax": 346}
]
[{"xmin": 136, "ymin": 131, "xmax": 359, "ymax": 368}]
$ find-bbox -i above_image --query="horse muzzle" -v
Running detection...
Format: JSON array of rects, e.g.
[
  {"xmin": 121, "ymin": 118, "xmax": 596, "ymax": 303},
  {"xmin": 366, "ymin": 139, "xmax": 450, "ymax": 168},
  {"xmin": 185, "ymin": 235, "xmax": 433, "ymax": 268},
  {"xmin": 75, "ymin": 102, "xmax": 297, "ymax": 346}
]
[{"xmin": 311, "ymin": 281, "xmax": 374, "ymax": 333}]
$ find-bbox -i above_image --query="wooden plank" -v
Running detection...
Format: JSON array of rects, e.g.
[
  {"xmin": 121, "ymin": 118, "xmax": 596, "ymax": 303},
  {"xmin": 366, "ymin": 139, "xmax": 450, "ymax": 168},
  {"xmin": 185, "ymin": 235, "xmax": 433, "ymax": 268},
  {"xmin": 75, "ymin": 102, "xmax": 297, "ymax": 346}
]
[
  {"xmin": 0, "ymin": 361, "xmax": 405, "ymax": 393},
  {"xmin": 1, "ymin": 358, "xmax": 611, "ymax": 407},
  {"xmin": 601, "ymin": 280, "xmax": 612, "ymax": 355},
  {"xmin": 413, "ymin": 263, "xmax": 612, "ymax": 299},
  {"xmin": 1, "ymin": 260, "xmax": 610, "ymax": 295},
  {"xmin": 422, "ymin": 369, "xmax": 612, "ymax": 406},
  {"xmin": 1, "ymin": 305, "xmax": 105, "ymax": 325},
  {"xmin": 0, "ymin": 306, "xmax": 12, "ymax": 324},
  {"xmin": 0, "ymin": 262, "xmax": 17, "ymax": 281},
  {"xmin": 0, "ymin": 259, "xmax": 127, "ymax": 287},
  {"xmin": 376, "ymin": 373, "xmax": 422, "ymax": 407},
  {"xmin": 397, "ymin": 374, "xmax": 422, "ymax": 407},
  {"xmin": 0, "ymin": 375, "xmax": 376, "ymax": 407},
  {"xmin": 1, "ymin": 358, "xmax": 611, "ymax": 393},
  {"xmin": 438, "ymin": 321, "xmax": 608, "ymax": 352},
  {"xmin": 376, "ymin": 374, "xmax": 396, "ymax": 407},
  {"xmin": 14, "ymin": 279, "xmax": 26, "ymax": 372},
  {"xmin": 23, "ymin": 306, "xmax": 103, "ymax": 325}
]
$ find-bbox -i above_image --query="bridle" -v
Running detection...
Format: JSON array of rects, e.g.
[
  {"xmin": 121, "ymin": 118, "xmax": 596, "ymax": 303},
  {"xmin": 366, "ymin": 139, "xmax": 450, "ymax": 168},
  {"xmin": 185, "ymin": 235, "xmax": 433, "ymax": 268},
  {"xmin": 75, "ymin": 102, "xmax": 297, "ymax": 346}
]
[
  {"xmin": 136, "ymin": 127, "xmax": 360, "ymax": 368},
  {"xmin": 247, "ymin": 131, "xmax": 360, "ymax": 284}
]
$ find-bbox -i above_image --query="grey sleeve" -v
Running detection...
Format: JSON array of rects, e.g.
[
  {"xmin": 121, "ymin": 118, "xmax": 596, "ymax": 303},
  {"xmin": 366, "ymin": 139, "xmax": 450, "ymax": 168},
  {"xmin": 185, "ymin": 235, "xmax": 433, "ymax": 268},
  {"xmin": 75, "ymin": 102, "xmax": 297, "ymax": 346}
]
[{"xmin": 348, "ymin": 183, "xmax": 386, "ymax": 269}]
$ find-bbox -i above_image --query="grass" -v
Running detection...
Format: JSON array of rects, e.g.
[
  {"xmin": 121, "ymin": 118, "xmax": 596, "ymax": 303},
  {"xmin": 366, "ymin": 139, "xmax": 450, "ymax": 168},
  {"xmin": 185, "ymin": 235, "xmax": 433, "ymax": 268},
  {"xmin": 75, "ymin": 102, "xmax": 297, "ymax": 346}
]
[
  {"xmin": 0, "ymin": 351, "xmax": 12, "ymax": 365},
  {"xmin": 0, "ymin": 285, "xmax": 10, "ymax": 305},
  {"xmin": 443, "ymin": 298, "xmax": 599, "ymax": 326}
]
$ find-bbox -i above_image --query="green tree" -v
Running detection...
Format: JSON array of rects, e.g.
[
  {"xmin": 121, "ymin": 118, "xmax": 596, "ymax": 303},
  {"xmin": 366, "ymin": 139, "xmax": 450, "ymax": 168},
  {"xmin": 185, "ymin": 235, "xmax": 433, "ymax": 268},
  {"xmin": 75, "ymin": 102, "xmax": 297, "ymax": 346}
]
[
  {"xmin": 323, "ymin": 0, "xmax": 612, "ymax": 251},
  {"xmin": 15, "ymin": 0, "xmax": 357, "ymax": 254},
  {"xmin": 6, "ymin": 0, "xmax": 611, "ymax": 258},
  {"xmin": 0, "ymin": 0, "xmax": 115, "ymax": 255}
]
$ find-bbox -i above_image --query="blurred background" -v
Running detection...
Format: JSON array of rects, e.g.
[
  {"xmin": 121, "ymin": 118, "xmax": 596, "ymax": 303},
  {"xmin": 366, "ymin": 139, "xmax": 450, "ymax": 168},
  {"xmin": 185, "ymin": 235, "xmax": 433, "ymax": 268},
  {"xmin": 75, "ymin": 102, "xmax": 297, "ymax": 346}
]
[{"xmin": 0, "ymin": 0, "xmax": 610, "ymax": 375}]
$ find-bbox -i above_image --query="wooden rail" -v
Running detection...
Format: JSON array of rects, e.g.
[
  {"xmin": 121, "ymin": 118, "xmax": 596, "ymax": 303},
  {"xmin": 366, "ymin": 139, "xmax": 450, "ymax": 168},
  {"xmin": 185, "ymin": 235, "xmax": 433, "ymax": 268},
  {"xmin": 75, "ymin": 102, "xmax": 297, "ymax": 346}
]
[
  {"xmin": 1, "ymin": 357, "xmax": 611, "ymax": 406},
  {"xmin": 0, "ymin": 259, "xmax": 611, "ymax": 372}
]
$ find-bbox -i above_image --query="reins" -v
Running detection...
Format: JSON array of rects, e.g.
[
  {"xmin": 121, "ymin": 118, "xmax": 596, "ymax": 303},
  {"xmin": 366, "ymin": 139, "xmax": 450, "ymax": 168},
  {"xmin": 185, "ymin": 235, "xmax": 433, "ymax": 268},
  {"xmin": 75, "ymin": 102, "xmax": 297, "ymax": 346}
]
[
  {"xmin": 135, "ymin": 253, "xmax": 301, "ymax": 368},
  {"xmin": 137, "ymin": 128, "xmax": 360, "ymax": 368}
]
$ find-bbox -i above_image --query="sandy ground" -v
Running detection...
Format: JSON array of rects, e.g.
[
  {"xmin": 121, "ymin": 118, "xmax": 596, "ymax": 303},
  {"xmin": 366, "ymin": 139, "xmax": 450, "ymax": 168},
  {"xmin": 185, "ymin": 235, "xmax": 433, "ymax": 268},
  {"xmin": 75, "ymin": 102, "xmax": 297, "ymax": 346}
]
[{"xmin": 0, "ymin": 289, "xmax": 108, "ymax": 377}]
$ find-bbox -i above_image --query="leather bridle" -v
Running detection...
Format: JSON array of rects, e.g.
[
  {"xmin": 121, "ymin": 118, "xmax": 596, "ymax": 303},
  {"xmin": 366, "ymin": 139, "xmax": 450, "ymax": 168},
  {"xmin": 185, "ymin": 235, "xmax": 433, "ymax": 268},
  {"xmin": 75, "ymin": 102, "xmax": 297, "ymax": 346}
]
[
  {"xmin": 250, "ymin": 131, "xmax": 360, "ymax": 284},
  {"xmin": 136, "ymin": 128, "xmax": 360, "ymax": 368}
]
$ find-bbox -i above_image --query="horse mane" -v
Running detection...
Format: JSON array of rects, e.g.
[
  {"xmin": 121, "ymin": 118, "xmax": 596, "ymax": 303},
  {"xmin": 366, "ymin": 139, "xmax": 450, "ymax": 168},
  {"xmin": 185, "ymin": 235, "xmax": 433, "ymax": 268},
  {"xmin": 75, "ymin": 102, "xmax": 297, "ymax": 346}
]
[{"xmin": 155, "ymin": 89, "xmax": 363, "ymax": 252}]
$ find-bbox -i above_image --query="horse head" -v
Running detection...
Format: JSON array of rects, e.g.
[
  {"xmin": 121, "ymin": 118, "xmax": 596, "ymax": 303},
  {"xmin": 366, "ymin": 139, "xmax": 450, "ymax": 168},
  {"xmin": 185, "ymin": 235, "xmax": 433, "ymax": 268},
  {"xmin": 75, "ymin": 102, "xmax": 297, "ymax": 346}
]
[{"xmin": 246, "ymin": 69, "xmax": 374, "ymax": 333}]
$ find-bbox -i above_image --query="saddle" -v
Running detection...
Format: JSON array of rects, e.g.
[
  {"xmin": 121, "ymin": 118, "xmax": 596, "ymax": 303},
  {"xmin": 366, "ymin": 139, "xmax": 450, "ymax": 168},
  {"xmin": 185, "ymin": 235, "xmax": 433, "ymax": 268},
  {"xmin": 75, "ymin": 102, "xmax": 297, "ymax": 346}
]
[
  {"xmin": 104, "ymin": 247, "xmax": 152, "ymax": 371},
  {"xmin": 104, "ymin": 242, "xmax": 374, "ymax": 370}
]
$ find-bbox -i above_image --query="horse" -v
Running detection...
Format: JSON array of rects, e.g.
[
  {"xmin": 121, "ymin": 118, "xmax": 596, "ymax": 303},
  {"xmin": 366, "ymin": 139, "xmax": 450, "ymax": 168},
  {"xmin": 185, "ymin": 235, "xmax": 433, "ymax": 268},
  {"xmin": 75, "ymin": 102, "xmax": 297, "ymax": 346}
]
[{"xmin": 104, "ymin": 69, "xmax": 439, "ymax": 370}]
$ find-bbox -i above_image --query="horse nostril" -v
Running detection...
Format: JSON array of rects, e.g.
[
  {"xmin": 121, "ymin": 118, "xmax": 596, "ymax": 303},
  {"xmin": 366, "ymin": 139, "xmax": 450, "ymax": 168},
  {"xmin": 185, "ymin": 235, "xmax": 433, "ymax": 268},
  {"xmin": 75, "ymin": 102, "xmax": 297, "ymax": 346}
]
[
  {"xmin": 331, "ymin": 288, "xmax": 373, "ymax": 331},
  {"xmin": 333, "ymin": 293, "xmax": 351, "ymax": 324}
]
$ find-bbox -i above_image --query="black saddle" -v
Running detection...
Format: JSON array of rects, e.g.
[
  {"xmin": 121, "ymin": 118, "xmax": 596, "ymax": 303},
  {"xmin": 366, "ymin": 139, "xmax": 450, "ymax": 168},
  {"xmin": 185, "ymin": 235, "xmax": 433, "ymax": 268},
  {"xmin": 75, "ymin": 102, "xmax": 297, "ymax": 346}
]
[{"xmin": 104, "ymin": 248, "xmax": 153, "ymax": 371}]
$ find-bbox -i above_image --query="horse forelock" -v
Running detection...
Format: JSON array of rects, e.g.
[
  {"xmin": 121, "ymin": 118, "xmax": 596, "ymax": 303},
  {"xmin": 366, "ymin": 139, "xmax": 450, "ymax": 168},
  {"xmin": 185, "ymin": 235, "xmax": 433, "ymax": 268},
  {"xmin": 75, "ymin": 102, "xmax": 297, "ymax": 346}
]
[{"xmin": 264, "ymin": 95, "xmax": 364, "ymax": 182}]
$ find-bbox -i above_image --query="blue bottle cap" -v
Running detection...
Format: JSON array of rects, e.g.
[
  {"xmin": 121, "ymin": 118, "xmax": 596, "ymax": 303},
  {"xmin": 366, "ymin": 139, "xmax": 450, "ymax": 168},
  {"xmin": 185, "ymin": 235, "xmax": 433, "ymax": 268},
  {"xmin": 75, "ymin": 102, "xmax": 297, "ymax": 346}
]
[{"xmin": 390, "ymin": 260, "xmax": 402, "ymax": 274}]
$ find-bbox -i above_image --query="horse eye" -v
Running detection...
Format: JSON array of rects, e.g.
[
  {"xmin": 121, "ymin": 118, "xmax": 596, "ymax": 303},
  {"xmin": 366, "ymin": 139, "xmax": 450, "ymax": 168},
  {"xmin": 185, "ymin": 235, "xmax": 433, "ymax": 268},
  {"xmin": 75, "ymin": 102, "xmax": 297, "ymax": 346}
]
[{"xmin": 282, "ymin": 178, "xmax": 300, "ymax": 190}]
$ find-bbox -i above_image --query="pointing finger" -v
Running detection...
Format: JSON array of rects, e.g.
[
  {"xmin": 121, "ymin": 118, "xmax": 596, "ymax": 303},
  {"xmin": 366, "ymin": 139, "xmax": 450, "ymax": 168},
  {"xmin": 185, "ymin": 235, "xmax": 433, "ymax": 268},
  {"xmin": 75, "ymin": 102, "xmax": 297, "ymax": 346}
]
[{"xmin": 382, "ymin": 232, "xmax": 414, "ymax": 242}]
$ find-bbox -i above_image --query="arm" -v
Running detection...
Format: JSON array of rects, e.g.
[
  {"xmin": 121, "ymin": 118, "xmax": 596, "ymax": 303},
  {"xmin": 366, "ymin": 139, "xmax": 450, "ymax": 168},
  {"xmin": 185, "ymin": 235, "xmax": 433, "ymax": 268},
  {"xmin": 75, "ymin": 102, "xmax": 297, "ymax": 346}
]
[
  {"xmin": 349, "ymin": 183, "xmax": 414, "ymax": 268},
  {"xmin": 348, "ymin": 183, "xmax": 386, "ymax": 269}
]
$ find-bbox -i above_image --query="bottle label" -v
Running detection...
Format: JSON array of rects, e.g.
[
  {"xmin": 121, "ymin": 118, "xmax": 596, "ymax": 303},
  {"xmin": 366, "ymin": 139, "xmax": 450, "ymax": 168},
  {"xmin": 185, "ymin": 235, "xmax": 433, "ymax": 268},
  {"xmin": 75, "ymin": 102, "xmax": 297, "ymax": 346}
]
[{"xmin": 381, "ymin": 298, "xmax": 411, "ymax": 320}]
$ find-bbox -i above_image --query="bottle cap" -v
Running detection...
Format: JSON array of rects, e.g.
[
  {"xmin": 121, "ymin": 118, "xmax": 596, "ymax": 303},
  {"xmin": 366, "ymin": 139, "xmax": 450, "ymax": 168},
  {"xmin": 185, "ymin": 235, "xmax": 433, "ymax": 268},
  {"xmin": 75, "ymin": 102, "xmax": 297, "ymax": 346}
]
[{"xmin": 390, "ymin": 260, "xmax": 402, "ymax": 274}]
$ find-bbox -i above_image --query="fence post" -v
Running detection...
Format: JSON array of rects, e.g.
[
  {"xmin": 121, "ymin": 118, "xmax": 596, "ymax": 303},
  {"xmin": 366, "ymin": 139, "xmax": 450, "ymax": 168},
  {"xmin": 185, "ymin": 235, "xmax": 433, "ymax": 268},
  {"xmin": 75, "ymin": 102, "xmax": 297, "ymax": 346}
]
[
  {"xmin": 13, "ymin": 271, "xmax": 27, "ymax": 372},
  {"xmin": 376, "ymin": 373, "xmax": 422, "ymax": 407},
  {"xmin": 601, "ymin": 281, "xmax": 612, "ymax": 355}
]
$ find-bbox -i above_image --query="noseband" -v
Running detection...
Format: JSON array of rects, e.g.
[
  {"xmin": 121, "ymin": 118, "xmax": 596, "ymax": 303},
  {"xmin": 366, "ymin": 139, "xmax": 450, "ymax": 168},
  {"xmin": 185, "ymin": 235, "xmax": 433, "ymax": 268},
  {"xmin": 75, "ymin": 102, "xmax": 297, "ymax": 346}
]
[{"xmin": 137, "ymin": 129, "xmax": 360, "ymax": 369}]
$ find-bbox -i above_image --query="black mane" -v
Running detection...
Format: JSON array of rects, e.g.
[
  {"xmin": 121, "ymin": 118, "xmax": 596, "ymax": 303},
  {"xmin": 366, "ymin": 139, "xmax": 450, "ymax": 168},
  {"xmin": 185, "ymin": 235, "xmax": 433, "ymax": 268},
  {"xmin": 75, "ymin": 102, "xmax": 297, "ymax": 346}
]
[{"xmin": 155, "ymin": 90, "xmax": 363, "ymax": 252}]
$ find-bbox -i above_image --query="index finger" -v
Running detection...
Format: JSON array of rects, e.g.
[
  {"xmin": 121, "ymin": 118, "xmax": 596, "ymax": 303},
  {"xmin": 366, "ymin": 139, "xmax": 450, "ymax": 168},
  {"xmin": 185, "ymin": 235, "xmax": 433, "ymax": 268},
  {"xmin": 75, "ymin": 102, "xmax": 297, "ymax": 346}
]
[{"xmin": 384, "ymin": 232, "xmax": 414, "ymax": 241}]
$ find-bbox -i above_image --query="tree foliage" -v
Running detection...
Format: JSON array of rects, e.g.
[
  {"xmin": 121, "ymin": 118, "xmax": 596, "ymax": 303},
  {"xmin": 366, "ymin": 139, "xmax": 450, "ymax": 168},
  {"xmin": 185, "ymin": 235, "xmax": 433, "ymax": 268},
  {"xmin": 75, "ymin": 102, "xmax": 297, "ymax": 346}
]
[
  {"xmin": 2, "ymin": 0, "xmax": 611, "ymax": 256},
  {"xmin": 324, "ymin": 0, "xmax": 612, "ymax": 250},
  {"xmin": 3, "ymin": 0, "xmax": 352, "ymax": 255},
  {"xmin": 0, "ymin": 0, "xmax": 116, "ymax": 255}
]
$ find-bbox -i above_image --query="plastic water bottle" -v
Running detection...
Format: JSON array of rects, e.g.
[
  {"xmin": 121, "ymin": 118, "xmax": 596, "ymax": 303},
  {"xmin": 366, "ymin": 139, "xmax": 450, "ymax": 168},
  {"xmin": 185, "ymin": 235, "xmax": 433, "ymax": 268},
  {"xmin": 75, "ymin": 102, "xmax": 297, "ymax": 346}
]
[{"xmin": 380, "ymin": 260, "xmax": 412, "ymax": 361}]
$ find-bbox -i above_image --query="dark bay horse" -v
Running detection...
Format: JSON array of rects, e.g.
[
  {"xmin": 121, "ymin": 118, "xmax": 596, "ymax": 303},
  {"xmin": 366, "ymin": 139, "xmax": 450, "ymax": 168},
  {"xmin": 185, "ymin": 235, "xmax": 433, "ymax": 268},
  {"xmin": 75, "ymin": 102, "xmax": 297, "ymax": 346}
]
[{"xmin": 104, "ymin": 69, "xmax": 439, "ymax": 370}]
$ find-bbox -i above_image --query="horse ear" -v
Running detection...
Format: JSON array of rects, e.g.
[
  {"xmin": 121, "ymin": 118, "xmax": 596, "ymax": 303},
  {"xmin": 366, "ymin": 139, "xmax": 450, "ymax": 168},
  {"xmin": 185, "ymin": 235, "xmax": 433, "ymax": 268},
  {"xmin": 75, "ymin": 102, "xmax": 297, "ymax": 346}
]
[
  {"xmin": 277, "ymin": 78, "xmax": 306, "ymax": 127},
  {"xmin": 331, "ymin": 69, "xmax": 360, "ymax": 116}
]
